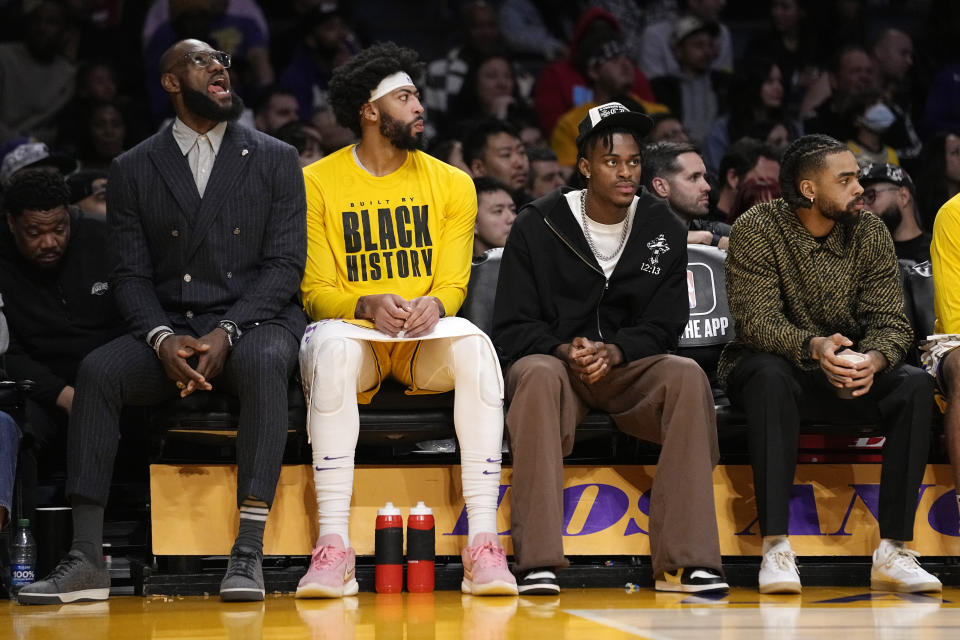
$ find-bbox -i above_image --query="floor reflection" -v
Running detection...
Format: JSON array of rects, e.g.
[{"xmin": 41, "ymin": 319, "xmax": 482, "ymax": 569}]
[{"xmin": 5, "ymin": 587, "xmax": 960, "ymax": 640}]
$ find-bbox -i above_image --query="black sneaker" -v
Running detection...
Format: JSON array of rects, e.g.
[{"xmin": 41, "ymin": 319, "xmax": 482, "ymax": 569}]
[
  {"xmin": 517, "ymin": 568, "xmax": 560, "ymax": 595},
  {"xmin": 18, "ymin": 550, "xmax": 110, "ymax": 605},
  {"xmin": 655, "ymin": 567, "xmax": 728, "ymax": 593},
  {"xmin": 220, "ymin": 545, "xmax": 265, "ymax": 602}
]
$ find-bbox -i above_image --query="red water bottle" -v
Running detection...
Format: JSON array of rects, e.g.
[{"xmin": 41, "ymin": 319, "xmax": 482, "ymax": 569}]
[
  {"xmin": 375, "ymin": 502, "xmax": 403, "ymax": 593},
  {"xmin": 406, "ymin": 501, "xmax": 435, "ymax": 593}
]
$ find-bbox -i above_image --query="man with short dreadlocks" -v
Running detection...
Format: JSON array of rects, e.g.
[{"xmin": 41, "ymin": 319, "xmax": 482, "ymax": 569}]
[{"xmin": 720, "ymin": 134, "xmax": 940, "ymax": 595}]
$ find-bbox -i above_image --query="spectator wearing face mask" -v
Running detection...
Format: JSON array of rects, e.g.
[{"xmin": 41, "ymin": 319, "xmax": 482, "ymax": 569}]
[
  {"xmin": 802, "ymin": 45, "xmax": 876, "ymax": 141},
  {"xmin": 869, "ymin": 26, "xmax": 920, "ymax": 164},
  {"xmin": 845, "ymin": 91, "xmax": 900, "ymax": 167}
]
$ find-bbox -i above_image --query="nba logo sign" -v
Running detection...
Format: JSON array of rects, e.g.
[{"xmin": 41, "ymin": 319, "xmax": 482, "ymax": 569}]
[{"xmin": 687, "ymin": 270, "xmax": 696, "ymax": 309}]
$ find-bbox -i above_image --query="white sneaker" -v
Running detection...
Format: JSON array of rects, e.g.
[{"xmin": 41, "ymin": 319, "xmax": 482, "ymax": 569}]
[
  {"xmin": 758, "ymin": 546, "xmax": 801, "ymax": 594},
  {"xmin": 871, "ymin": 544, "xmax": 941, "ymax": 593}
]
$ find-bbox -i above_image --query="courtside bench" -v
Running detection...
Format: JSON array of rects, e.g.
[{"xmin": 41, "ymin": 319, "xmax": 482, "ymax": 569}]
[{"xmin": 141, "ymin": 247, "xmax": 955, "ymax": 595}]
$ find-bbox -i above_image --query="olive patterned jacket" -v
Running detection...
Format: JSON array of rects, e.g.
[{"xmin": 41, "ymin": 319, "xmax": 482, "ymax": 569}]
[{"xmin": 717, "ymin": 198, "xmax": 912, "ymax": 387}]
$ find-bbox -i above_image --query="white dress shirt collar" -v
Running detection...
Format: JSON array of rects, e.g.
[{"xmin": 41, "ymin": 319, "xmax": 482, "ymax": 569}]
[{"xmin": 171, "ymin": 118, "xmax": 227, "ymax": 156}]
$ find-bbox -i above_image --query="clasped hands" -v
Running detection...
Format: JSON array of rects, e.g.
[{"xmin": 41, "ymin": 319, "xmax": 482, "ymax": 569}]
[
  {"xmin": 555, "ymin": 336, "xmax": 624, "ymax": 384},
  {"xmin": 355, "ymin": 294, "xmax": 444, "ymax": 339},
  {"xmin": 158, "ymin": 328, "xmax": 230, "ymax": 397},
  {"xmin": 809, "ymin": 333, "xmax": 887, "ymax": 397}
]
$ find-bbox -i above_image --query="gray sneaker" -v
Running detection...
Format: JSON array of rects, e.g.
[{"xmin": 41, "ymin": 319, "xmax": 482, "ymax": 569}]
[
  {"xmin": 220, "ymin": 545, "xmax": 265, "ymax": 602},
  {"xmin": 18, "ymin": 550, "xmax": 110, "ymax": 605}
]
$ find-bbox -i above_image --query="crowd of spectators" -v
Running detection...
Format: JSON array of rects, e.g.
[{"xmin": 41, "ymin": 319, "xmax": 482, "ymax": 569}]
[
  {"xmin": 1, "ymin": 0, "xmax": 960, "ymax": 528},
  {"xmin": 2, "ymin": 0, "xmax": 957, "ymax": 228}
]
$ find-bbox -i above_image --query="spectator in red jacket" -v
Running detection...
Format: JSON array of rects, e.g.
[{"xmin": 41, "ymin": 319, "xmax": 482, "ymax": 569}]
[{"xmin": 533, "ymin": 8, "xmax": 655, "ymax": 136}]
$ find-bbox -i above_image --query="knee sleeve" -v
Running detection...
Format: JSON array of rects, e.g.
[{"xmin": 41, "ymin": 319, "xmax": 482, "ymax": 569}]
[
  {"xmin": 304, "ymin": 337, "xmax": 364, "ymax": 415},
  {"xmin": 450, "ymin": 335, "xmax": 505, "ymax": 463},
  {"xmin": 450, "ymin": 334, "xmax": 502, "ymax": 408}
]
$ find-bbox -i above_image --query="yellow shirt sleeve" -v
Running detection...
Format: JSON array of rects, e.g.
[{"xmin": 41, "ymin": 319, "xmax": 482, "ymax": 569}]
[
  {"xmin": 932, "ymin": 193, "xmax": 960, "ymax": 333},
  {"xmin": 428, "ymin": 166, "xmax": 475, "ymax": 316},
  {"xmin": 301, "ymin": 158, "xmax": 361, "ymax": 321},
  {"xmin": 550, "ymin": 109, "xmax": 580, "ymax": 166}
]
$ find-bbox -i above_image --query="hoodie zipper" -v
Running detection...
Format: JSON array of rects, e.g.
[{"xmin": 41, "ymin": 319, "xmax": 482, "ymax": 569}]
[{"xmin": 543, "ymin": 216, "xmax": 608, "ymax": 340}]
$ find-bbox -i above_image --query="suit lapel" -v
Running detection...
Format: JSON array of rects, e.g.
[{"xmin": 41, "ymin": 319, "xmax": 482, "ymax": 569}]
[
  {"xmin": 148, "ymin": 125, "xmax": 201, "ymax": 221},
  {"xmin": 183, "ymin": 122, "xmax": 254, "ymax": 260}
]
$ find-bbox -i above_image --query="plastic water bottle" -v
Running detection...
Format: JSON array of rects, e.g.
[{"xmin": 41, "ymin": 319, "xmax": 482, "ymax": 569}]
[
  {"xmin": 11, "ymin": 518, "xmax": 37, "ymax": 595},
  {"xmin": 375, "ymin": 502, "xmax": 403, "ymax": 594},
  {"xmin": 406, "ymin": 501, "xmax": 435, "ymax": 593}
]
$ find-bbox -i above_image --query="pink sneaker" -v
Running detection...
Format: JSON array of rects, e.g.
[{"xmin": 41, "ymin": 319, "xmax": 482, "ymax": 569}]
[
  {"xmin": 461, "ymin": 533, "xmax": 518, "ymax": 596},
  {"xmin": 296, "ymin": 534, "xmax": 359, "ymax": 599}
]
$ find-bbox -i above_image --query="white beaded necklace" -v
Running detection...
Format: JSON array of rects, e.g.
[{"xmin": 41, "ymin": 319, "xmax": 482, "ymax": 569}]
[{"xmin": 580, "ymin": 189, "xmax": 630, "ymax": 262}]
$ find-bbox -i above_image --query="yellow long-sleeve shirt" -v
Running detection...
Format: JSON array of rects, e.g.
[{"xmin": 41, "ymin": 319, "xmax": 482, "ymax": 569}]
[
  {"xmin": 301, "ymin": 145, "xmax": 477, "ymax": 324},
  {"xmin": 932, "ymin": 192, "xmax": 960, "ymax": 333}
]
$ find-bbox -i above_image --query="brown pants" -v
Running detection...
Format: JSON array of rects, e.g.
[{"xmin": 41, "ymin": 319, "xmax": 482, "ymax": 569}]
[{"xmin": 505, "ymin": 353, "xmax": 722, "ymax": 578}]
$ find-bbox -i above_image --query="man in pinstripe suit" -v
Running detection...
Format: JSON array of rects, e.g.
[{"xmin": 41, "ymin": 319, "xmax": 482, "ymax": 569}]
[{"xmin": 18, "ymin": 39, "xmax": 307, "ymax": 605}]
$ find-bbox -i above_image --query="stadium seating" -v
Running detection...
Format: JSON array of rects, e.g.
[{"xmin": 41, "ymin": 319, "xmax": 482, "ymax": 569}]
[{"xmin": 149, "ymin": 248, "xmax": 940, "ymax": 466}]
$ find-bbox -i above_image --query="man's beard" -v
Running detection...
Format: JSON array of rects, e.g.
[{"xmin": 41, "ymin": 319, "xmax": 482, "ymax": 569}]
[
  {"xmin": 821, "ymin": 196, "xmax": 862, "ymax": 225},
  {"xmin": 678, "ymin": 197, "xmax": 709, "ymax": 220},
  {"xmin": 182, "ymin": 85, "xmax": 245, "ymax": 123},
  {"xmin": 875, "ymin": 203, "xmax": 902, "ymax": 233},
  {"xmin": 379, "ymin": 111, "xmax": 423, "ymax": 150}
]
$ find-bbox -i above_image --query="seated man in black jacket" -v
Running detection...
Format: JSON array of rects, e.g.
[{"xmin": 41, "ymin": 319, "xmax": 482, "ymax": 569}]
[
  {"xmin": 492, "ymin": 102, "xmax": 726, "ymax": 595},
  {"xmin": 0, "ymin": 170, "xmax": 123, "ymax": 514}
]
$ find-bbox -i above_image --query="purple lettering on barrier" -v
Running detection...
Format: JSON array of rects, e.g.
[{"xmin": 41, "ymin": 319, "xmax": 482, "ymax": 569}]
[
  {"xmin": 735, "ymin": 485, "xmax": 819, "ymax": 536},
  {"xmin": 830, "ymin": 484, "xmax": 933, "ymax": 536},
  {"xmin": 735, "ymin": 517, "xmax": 759, "ymax": 537},
  {"xmin": 623, "ymin": 491, "xmax": 651, "ymax": 536},
  {"xmin": 562, "ymin": 484, "xmax": 629, "ymax": 536},
  {"xmin": 927, "ymin": 488, "xmax": 960, "ymax": 537},
  {"xmin": 788, "ymin": 484, "xmax": 821, "ymax": 535},
  {"xmin": 444, "ymin": 484, "xmax": 511, "ymax": 536},
  {"xmin": 830, "ymin": 484, "xmax": 879, "ymax": 536}
]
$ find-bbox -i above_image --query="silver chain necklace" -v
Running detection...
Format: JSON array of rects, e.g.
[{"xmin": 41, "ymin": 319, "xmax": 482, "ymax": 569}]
[{"xmin": 580, "ymin": 189, "xmax": 630, "ymax": 262}]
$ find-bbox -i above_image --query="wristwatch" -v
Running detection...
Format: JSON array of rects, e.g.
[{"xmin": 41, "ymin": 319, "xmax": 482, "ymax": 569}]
[{"xmin": 217, "ymin": 320, "xmax": 241, "ymax": 347}]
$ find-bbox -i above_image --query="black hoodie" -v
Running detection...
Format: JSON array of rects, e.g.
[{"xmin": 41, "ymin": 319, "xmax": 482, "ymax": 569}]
[
  {"xmin": 492, "ymin": 187, "xmax": 690, "ymax": 366},
  {"xmin": 0, "ymin": 210, "xmax": 123, "ymax": 406}
]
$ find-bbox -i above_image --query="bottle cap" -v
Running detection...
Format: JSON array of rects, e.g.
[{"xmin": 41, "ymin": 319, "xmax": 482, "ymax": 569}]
[
  {"xmin": 377, "ymin": 501, "xmax": 402, "ymax": 516},
  {"xmin": 409, "ymin": 501, "xmax": 433, "ymax": 515},
  {"xmin": 18, "ymin": 518, "xmax": 29, "ymax": 528}
]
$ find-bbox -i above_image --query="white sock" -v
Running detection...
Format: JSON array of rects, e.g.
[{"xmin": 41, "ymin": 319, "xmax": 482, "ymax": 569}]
[
  {"xmin": 762, "ymin": 535, "xmax": 791, "ymax": 555},
  {"xmin": 303, "ymin": 335, "xmax": 365, "ymax": 549},
  {"xmin": 449, "ymin": 335, "xmax": 504, "ymax": 546},
  {"xmin": 877, "ymin": 538, "xmax": 904, "ymax": 558},
  {"xmin": 312, "ymin": 455, "xmax": 355, "ymax": 548}
]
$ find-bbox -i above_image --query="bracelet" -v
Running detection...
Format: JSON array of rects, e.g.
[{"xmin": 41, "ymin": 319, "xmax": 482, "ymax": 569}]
[
  {"xmin": 153, "ymin": 331, "xmax": 174, "ymax": 357},
  {"xmin": 710, "ymin": 231, "xmax": 722, "ymax": 247}
]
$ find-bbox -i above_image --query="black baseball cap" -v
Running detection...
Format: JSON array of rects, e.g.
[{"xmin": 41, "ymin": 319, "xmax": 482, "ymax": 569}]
[
  {"xmin": 858, "ymin": 162, "xmax": 915, "ymax": 194},
  {"xmin": 575, "ymin": 101, "xmax": 653, "ymax": 150}
]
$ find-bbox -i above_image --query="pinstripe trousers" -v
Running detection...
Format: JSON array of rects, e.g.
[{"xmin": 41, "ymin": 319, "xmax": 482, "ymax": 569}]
[{"xmin": 66, "ymin": 324, "xmax": 299, "ymax": 508}]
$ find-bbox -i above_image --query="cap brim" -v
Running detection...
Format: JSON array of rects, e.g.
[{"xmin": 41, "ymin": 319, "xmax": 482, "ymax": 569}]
[{"xmin": 576, "ymin": 111, "xmax": 654, "ymax": 149}]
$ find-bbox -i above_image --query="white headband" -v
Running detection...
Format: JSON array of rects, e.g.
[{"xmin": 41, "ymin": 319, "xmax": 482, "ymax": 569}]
[{"xmin": 369, "ymin": 71, "xmax": 415, "ymax": 102}]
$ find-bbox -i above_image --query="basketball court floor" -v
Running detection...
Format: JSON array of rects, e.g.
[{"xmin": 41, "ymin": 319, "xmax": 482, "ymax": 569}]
[{"xmin": 5, "ymin": 587, "xmax": 960, "ymax": 639}]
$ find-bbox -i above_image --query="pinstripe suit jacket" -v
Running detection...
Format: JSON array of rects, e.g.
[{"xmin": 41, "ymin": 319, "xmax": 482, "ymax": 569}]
[{"xmin": 106, "ymin": 121, "xmax": 307, "ymax": 341}]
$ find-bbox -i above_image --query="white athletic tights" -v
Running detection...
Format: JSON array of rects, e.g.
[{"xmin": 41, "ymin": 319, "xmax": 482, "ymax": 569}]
[{"xmin": 301, "ymin": 328, "xmax": 504, "ymax": 547}]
